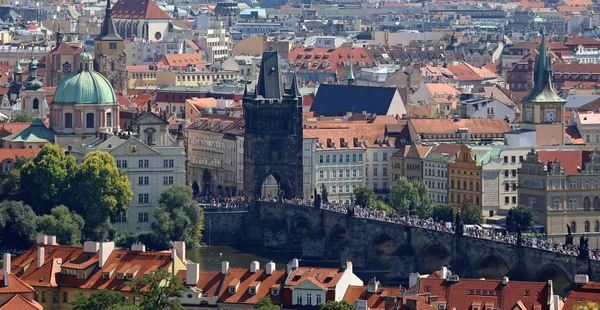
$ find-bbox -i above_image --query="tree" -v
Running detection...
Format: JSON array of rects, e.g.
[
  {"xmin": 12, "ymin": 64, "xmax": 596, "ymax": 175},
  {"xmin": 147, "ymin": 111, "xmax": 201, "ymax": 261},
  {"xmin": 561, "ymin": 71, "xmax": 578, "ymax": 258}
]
[
  {"xmin": 11, "ymin": 112, "xmax": 35, "ymax": 123},
  {"xmin": 353, "ymin": 185, "xmax": 374, "ymax": 207},
  {"xmin": 254, "ymin": 296, "xmax": 280, "ymax": 310},
  {"xmin": 372, "ymin": 200, "xmax": 394, "ymax": 213},
  {"xmin": 430, "ymin": 204, "xmax": 455, "ymax": 222},
  {"xmin": 37, "ymin": 205, "xmax": 85, "ymax": 245},
  {"xmin": 75, "ymin": 151, "xmax": 133, "ymax": 241},
  {"xmin": 462, "ymin": 209, "xmax": 483, "ymax": 225},
  {"xmin": 151, "ymin": 185, "xmax": 203, "ymax": 249},
  {"xmin": 390, "ymin": 177, "xmax": 432, "ymax": 217},
  {"xmin": 506, "ymin": 205, "xmax": 536, "ymax": 233},
  {"xmin": 573, "ymin": 301, "xmax": 599, "ymax": 310},
  {"xmin": 125, "ymin": 268, "xmax": 185, "ymax": 310},
  {"xmin": 19, "ymin": 144, "xmax": 79, "ymax": 214},
  {"xmin": 71, "ymin": 289, "xmax": 129, "ymax": 310},
  {"xmin": 320, "ymin": 301, "xmax": 357, "ymax": 310},
  {"xmin": 0, "ymin": 156, "xmax": 32, "ymax": 201},
  {"xmin": 321, "ymin": 183, "xmax": 329, "ymax": 203},
  {"xmin": 0, "ymin": 201, "xmax": 38, "ymax": 249}
]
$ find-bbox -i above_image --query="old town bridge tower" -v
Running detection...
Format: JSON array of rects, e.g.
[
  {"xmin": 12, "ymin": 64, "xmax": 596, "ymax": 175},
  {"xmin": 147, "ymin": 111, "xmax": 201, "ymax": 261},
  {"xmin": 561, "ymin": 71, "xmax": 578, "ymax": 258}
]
[{"xmin": 243, "ymin": 43, "xmax": 303, "ymax": 202}]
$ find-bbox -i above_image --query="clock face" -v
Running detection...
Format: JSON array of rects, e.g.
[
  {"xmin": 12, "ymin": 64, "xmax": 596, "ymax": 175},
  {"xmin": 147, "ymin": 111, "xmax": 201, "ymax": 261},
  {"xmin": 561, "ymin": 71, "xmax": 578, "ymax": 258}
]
[
  {"xmin": 62, "ymin": 62, "xmax": 71, "ymax": 73},
  {"xmin": 546, "ymin": 111, "xmax": 556, "ymax": 122},
  {"xmin": 526, "ymin": 110, "xmax": 533, "ymax": 122}
]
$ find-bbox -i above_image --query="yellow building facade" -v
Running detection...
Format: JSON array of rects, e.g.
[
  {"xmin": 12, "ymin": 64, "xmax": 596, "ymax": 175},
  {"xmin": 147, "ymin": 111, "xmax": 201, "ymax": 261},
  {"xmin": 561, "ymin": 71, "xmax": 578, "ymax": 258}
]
[{"xmin": 448, "ymin": 144, "xmax": 482, "ymax": 213}]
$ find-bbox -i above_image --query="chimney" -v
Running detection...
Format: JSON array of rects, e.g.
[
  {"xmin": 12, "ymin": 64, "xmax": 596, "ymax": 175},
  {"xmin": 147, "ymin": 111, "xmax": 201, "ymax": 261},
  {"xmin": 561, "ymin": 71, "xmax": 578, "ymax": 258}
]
[
  {"xmin": 440, "ymin": 266, "xmax": 448, "ymax": 280},
  {"xmin": 501, "ymin": 276, "xmax": 509, "ymax": 285},
  {"xmin": 265, "ymin": 261, "xmax": 275, "ymax": 275},
  {"xmin": 344, "ymin": 260, "xmax": 353, "ymax": 273},
  {"xmin": 409, "ymin": 272, "xmax": 420, "ymax": 288},
  {"xmin": 3, "ymin": 253, "xmax": 10, "ymax": 275},
  {"xmin": 222, "ymin": 261, "xmax": 230, "ymax": 274},
  {"xmin": 287, "ymin": 258, "xmax": 299, "ymax": 273},
  {"xmin": 250, "ymin": 261, "xmax": 260, "ymax": 273},
  {"xmin": 47, "ymin": 235, "xmax": 57, "ymax": 245},
  {"xmin": 83, "ymin": 241, "xmax": 100, "ymax": 253},
  {"xmin": 98, "ymin": 241, "xmax": 114, "ymax": 268},
  {"xmin": 36, "ymin": 234, "xmax": 48, "ymax": 245},
  {"xmin": 37, "ymin": 247, "xmax": 44, "ymax": 268},
  {"xmin": 367, "ymin": 277, "xmax": 380, "ymax": 293},
  {"xmin": 186, "ymin": 263, "xmax": 200, "ymax": 286},
  {"xmin": 173, "ymin": 241, "xmax": 186, "ymax": 263},
  {"xmin": 130, "ymin": 242, "xmax": 146, "ymax": 252},
  {"xmin": 574, "ymin": 274, "xmax": 589, "ymax": 284},
  {"xmin": 2, "ymin": 269, "xmax": 7, "ymax": 287}
]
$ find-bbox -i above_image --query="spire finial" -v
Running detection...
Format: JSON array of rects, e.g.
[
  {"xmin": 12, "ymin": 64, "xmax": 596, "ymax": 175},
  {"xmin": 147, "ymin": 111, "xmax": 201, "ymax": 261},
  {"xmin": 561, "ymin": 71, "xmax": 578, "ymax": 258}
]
[{"xmin": 347, "ymin": 48, "xmax": 355, "ymax": 86}]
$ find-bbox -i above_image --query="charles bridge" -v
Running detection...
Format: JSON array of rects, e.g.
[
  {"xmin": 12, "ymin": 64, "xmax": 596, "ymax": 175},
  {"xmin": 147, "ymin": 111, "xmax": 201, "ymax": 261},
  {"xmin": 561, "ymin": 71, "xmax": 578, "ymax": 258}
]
[{"xmin": 203, "ymin": 201, "xmax": 600, "ymax": 294}]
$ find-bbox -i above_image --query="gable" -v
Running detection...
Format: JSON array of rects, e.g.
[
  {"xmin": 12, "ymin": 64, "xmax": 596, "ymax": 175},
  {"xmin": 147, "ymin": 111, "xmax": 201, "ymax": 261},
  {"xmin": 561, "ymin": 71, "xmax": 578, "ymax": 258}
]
[
  {"xmin": 132, "ymin": 112, "xmax": 168, "ymax": 125},
  {"xmin": 292, "ymin": 278, "xmax": 327, "ymax": 291},
  {"xmin": 109, "ymin": 137, "xmax": 161, "ymax": 156}
]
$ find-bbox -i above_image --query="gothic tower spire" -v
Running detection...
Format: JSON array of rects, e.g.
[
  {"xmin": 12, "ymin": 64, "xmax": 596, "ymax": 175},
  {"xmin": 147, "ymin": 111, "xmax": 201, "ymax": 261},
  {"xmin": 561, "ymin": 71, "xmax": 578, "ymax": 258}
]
[
  {"xmin": 95, "ymin": 0, "xmax": 122, "ymax": 41},
  {"xmin": 347, "ymin": 51, "xmax": 355, "ymax": 86}
]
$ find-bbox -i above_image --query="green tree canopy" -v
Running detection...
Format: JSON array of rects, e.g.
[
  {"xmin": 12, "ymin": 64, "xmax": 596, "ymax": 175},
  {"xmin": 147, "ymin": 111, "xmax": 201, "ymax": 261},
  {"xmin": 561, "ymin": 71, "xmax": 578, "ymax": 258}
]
[
  {"xmin": 10, "ymin": 112, "xmax": 36, "ymax": 123},
  {"xmin": 320, "ymin": 301, "xmax": 358, "ymax": 310},
  {"xmin": 353, "ymin": 185, "xmax": 374, "ymax": 207},
  {"xmin": 372, "ymin": 200, "xmax": 394, "ymax": 213},
  {"xmin": 125, "ymin": 268, "xmax": 185, "ymax": 310},
  {"xmin": 430, "ymin": 204, "xmax": 456, "ymax": 222},
  {"xmin": 151, "ymin": 185, "xmax": 203, "ymax": 249},
  {"xmin": 390, "ymin": 177, "xmax": 432, "ymax": 217},
  {"xmin": 37, "ymin": 205, "xmax": 85, "ymax": 245},
  {"xmin": 462, "ymin": 208, "xmax": 483, "ymax": 225},
  {"xmin": 0, "ymin": 200, "xmax": 38, "ymax": 249},
  {"xmin": 506, "ymin": 205, "xmax": 536, "ymax": 233},
  {"xmin": 20, "ymin": 144, "xmax": 79, "ymax": 214},
  {"xmin": 254, "ymin": 296, "xmax": 280, "ymax": 310},
  {"xmin": 71, "ymin": 289, "xmax": 129, "ymax": 310},
  {"xmin": 75, "ymin": 151, "xmax": 133, "ymax": 241}
]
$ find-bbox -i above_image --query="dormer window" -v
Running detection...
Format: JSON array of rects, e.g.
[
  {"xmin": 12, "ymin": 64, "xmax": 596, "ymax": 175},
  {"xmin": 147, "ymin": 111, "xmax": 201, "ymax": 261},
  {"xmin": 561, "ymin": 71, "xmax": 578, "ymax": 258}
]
[
  {"xmin": 229, "ymin": 286, "xmax": 236, "ymax": 294},
  {"xmin": 117, "ymin": 273, "xmax": 125, "ymax": 280},
  {"xmin": 271, "ymin": 288, "xmax": 279, "ymax": 296},
  {"xmin": 102, "ymin": 273, "xmax": 110, "ymax": 279},
  {"xmin": 249, "ymin": 287, "xmax": 256, "ymax": 295}
]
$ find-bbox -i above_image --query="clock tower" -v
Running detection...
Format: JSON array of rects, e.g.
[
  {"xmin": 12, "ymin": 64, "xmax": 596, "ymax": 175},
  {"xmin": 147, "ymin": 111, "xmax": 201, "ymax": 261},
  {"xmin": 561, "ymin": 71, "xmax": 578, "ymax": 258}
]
[
  {"xmin": 94, "ymin": 0, "xmax": 127, "ymax": 96},
  {"xmin": 520, "ymin": 28, "xmax": 566, "ymax": 146}
]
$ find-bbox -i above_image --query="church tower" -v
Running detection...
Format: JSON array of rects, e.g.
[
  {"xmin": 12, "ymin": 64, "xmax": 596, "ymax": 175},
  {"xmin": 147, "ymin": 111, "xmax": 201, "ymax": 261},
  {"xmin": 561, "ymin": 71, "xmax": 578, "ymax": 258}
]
[
  {"xmin": 95, "ymin": 0, "xmax": 127, "ymax": 96},
  {"xmin": 520, "ymin": 28, "xmax": 566, "ymax": 146},
  {"xmin": 21, "ymin": 55, "xmax": 47, "ymax": 119},
  {"xmin": 243, "ymin": 40, "xmax": 303, "ymax": 201}
]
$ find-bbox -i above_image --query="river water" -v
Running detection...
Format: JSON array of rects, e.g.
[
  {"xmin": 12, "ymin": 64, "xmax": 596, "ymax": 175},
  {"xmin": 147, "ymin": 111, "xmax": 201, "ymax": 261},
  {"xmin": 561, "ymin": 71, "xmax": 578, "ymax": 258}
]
[{"xmin": 186, "ymin": 246, "xmax": 289, "ymax": 271}]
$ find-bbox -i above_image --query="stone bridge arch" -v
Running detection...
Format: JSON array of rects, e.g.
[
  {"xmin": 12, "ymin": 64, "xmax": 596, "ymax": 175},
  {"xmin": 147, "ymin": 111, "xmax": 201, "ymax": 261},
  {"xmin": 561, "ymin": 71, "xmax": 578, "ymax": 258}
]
[
  {"xmin": 365, "ymin": 231, "xmax": 403, "ymax": 269},
  {"xmin": 418, "ymin": 242, "xmax": 453, "ymax": 274},
  {"xmin": 325, "ymin": 224, "xmax": 348, "ymax": 259},
  {"xmin": 535, "ymin": 263, "xmax": 573, "ymax": 296},
  {"xmin": 472, "ymin": 253, "xmax": 510, "ymax": 279}
]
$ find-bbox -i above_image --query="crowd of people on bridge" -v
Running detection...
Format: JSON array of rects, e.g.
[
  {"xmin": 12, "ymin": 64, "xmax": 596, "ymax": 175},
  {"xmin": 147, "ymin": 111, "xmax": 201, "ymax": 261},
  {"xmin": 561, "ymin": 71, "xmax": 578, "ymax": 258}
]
[{"xmin": 198, "ymin": 194, "xmax": 600, "ymax": 260}]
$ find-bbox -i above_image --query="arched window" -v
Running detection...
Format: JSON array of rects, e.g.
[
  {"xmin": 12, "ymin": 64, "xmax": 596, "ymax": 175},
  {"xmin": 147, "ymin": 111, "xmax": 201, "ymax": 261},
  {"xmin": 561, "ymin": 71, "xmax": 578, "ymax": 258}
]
[
  {"xmin": 86, "ymin": 113, "xmax": 94, "ymax": 128},
  {"xmin": 571, "ymin": 221, "xmax": 577, "ymax": 233},
  {"xmin": 33, "ymin": 98, "xmax": 39, "ymax": 109},
  {"xmin": 469, "ymin": 182, "xmax": 473, "ymax": 191},
  {"xmin": 106, "ymin": 112, "xmax": 112, "ymax": 127},
  {"xmin": 595, "ymin": 221, "xmax": 599, "ymax": 232},
  {"xmin": 584, "ymin": 196, "xmax": 591, "ymax": 211},
  {"xmin": 585, "ymin": 221, "xmax": 590, "ymax": 232},
  {"xmin": 64, "ymin": 113, "xmax": 72, "ymax": 128},
  {"xmin": 463, "ymin": 181, "xmax": 467, "ymax": 190}
]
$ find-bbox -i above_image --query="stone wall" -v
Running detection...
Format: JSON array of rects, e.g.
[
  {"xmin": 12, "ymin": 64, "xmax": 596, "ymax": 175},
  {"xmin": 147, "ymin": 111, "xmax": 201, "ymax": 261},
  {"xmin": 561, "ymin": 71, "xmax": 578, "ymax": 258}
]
[{"xmin": 204, "ymin": 202, "xmax": 600, "ymax": 292}]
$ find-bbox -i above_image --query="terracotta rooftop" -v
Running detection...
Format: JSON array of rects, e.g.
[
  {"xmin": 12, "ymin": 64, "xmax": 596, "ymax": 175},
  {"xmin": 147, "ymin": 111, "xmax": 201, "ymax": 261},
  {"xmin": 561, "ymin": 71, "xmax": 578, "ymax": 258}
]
[
  {"xmin": 0, "ymin": 294, "xmax": 43, "ymax": 310},
  {"xmin": 536, "ymin": 150, "xmax": 591, "ymax": 175},
  {"xmin": 446, "ymin": 61, "xmax": 497, "ymax": 81},
  {"xmin": 112, "ymin": 0, "xmax": 172, "ymax": 19},
  {"xmin": 303, "ymin": 120, "xmax": 401, "ymax": 150},
  {"xmin": 343, "ymin": 285, "xmax": 402, "ymax": 310},
  {"xmin": 553, "ymin": 63, "xmax": 600, "ymax": 73},
  {"xmin": 288, "ymin": 47, "xmax": 375, "ymax": 71},
  {"xmin": 563, "ymin": 282, "xmax": 600, "ymax": 310},
  {"xmin": 419, "ymin": 277, "xmax": 549, "ymax": 310},
  {"xmin": 0, "ymin": 272, "xmax": 36, "ymax": 295},
  {"xmin": 218, "ymin": 268, "xmax": 286, "ymax": 305},
  {"xmin": 409, "ymin": 118, "xmax": 511, "ymax": 135},
  {"xmin": 285, "ymin": 266, "xmax": 345, "ymax": 290},
  {"xmin": 177, "ymin": 270, "xmax": 224, "ymax": 298},
  {"xmin": 0, "ymin": 149, "xmax": 42, "ymax": 163},
  {"xmin": 155, "ymin": 53, "xmax": 205, "ymax": 70}
]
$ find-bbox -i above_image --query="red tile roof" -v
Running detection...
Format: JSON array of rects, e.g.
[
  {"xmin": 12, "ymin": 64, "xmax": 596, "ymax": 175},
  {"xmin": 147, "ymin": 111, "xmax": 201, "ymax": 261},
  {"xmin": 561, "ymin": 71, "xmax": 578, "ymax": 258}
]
[
  {"xmin": 0, "ymin": 273, "xmax": 36, "ymax": 295},
  {"xmin": 446, "ymin": 61, "xmax": 497, "ymax": 81},
  {"xmin": 564, "ymin": 38, "xmax": 600, "ymax": 46},
  {"xmin": 343, "ymin": 285, "xmax": 402, "ymax": 310},
  {"xmin": 288, "ymin": 47, "xmax": 375, "ymax": 71},
  {"xmin": 536, "ymin": 150, "xmax": 591, "ymax": 175},
  {"xmin": 50, "ymin": 43, "xmax": 82, "ymax": 55},
  {"xmin": 409, "ymin": 118, "xmax": 511, "ymax": 135},
  {"xmin": 564, "ymin": 282, "xmax": 600, "ymax": 310},
  {"xmin": 0, "ymin": 294, "xmax": 43, "ymax": 310},
  {"xmin": 218, "ymin": 268, "xmax": 287, "ymax": 305},
  {"xmin": 285, "ymin": 266, "xmax": 344, "ymax": 289},
  {"xmin": 0, "ymin": 123, "xmax": 32, "ymax": 135},
  {"xmin": 155, "ymin": 53, "xmax": 205, "ymax": 70},
  {"xmin": 0, "ymin": 149, "xmax": 42, "ymax": 163},
  {"xmin": 419, "ymin": 277, "xmax": 549, "ymax": 310},
  {"xmin": 553, "ymin": 63, "xmax": 600, "ymax": 73},
  {"xmin": 178, "ymin": 270, "xmax": 224, "ymax": 297},
  {"xmin": 112, "ymin": 0, "xmax": 172, "ymax": 19},
  {"xmin": 187, "ymin": 40, "xmax": 201, "ymax": 52}
]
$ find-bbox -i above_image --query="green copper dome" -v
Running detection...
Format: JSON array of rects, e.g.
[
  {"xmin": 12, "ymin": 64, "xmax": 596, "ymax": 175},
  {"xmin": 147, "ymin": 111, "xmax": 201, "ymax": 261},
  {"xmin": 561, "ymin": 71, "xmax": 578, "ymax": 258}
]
[
  {"xmin": 78, "ymin": 52, "xmax": 93, "ymax": 61},
  {"xmin": 13, "ymin": 59, "xmax": 22, "ymax": 74},
  {"xmin": 53, "ymin": 70, "xmax": 117, "ymax": 105}
]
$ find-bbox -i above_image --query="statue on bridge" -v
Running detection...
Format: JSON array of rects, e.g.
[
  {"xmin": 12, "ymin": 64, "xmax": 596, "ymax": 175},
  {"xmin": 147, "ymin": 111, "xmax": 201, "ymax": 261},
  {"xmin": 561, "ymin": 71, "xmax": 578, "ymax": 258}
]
[
  {"xmin": 579, "ymin": 235, "xmax": 590, "ymax": 260},
  {"xmin": 409, "ymin": 201, "xmax": 417, "ymax": 217},
  {"xmin": 566, "ymin": 224, "xmax": 573, "ymax": 246},
  {"xmin": 455, "ymin": 212, "xmax": 464, "ymax": 236},
  {"xmin": 314, "ymin": 189, "xmax": 321, "ymax": 209}
]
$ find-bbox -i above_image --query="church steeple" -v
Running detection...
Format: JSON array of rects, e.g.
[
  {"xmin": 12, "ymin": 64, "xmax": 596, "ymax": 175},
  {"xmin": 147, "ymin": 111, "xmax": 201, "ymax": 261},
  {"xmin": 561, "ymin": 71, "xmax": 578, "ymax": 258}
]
[
  {"xmin": 347, "ymin": 51, "xmax": 355, "ymax": 86},
  {"xmin": 23, "ymin": 53, "xmax": 43, "ymax": 91},
  {"xmin": 95, "ymin": 0, "xmax": 122, "ymax": 41},
  {"xmin": 522, "ymin": 27, "xmax": 563, "ymax": 103},
  {"xmin": 255, "ymin": 42, "xmax": 284, "ymax": 99},
  {"xmin": 13, "ymin": 58, "xmax": 22, "ymax": 83}
]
